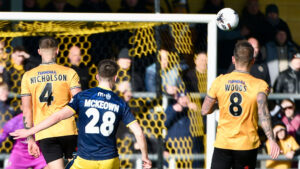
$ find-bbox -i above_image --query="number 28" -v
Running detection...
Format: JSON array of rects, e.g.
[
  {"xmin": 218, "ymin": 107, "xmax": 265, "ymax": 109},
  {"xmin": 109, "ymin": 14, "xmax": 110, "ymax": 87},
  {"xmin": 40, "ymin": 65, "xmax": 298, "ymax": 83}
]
[{"xmin": 85, "ymin": 108, "xmax": 116, "ymax": 136}]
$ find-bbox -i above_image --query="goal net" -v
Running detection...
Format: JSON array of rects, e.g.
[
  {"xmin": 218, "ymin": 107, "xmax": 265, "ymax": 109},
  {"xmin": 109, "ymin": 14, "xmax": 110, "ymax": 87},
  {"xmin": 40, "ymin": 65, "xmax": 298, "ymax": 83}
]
[{"xmin": 0, "ymin": 13, "xmax": 217, "ymax": 169}]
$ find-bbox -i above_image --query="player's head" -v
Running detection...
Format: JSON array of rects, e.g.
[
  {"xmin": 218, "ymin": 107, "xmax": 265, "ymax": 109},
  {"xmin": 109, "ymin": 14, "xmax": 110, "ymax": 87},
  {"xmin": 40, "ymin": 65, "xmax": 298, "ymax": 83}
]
[
  {"xmin": 97, "ymin": 59, "xmax": 119, "ymax": 85},
  {"xmin": 0, "ymin": 82, "xmax": 9, "ymax": 102},
  {"xmin": 68, "ymin": 46, "xmax": 81, "ymax": 66},
  {"xmin": 38, "ymin": 36, "xmax": 59, "ymax": 60},
  {"xmin": 233, "ymin": 40, "xmax": 254, "ymax": 68}
]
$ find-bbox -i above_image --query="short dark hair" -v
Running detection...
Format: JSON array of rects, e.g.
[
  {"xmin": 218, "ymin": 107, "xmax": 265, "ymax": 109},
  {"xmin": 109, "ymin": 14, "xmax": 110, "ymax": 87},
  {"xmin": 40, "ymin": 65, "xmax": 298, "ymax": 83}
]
[
  {"xmin": 233, "ymin": 40, "xmax": 254, "ymax": 65},
  {"xmin": 98, "ymin": 59, "xmax": 119, "ymax": 79},
  {"xmin": 39, "ymin": 36, "xmax": 58, "ymax": 49}
]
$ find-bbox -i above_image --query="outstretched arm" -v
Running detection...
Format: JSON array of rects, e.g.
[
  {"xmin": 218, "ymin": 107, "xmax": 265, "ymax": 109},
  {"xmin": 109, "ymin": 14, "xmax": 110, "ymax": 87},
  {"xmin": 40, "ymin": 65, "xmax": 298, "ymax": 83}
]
[
  {"xmin": 201, "ymin": 96, "xmax": 217, "ymax": 116},
  {"xmin": 10, "ymin": 107, "xmax": 74, "ymax": 139},
  {"xmin": 22, "ymin": 96, "xmax": 41, "ymax": 157},
  {"xmin": 129, "ymin": 121, "xmax": 152, "ymax": 169},
  {"xmin": 257, "ymin": 92, "xmax": 280, "ymax": 159}
]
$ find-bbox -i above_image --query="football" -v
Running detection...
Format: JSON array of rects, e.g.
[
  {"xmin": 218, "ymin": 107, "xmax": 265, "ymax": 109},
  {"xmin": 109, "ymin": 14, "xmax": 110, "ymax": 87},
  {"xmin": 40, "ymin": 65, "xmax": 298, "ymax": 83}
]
[{"xmin": 216, "ymin": 8, "xmax": 239, "ymax": 31}]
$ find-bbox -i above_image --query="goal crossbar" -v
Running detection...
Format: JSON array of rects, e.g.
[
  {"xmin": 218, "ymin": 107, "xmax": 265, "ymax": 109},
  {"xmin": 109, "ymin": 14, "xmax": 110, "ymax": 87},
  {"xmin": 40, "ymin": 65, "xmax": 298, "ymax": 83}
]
[{"xmin": 0, "ymin": 12, "xmax": 217, "ymax": 169}]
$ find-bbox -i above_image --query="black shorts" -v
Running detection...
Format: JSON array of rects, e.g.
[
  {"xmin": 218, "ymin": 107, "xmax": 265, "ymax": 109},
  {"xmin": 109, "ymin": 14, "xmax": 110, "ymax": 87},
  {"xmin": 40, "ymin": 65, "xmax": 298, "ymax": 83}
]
[
  {"xmin": 39, "ymin": 135, "xmax": 77, "ymax": 164},
  {"xmin": 211, "ymin": 147, "xmax": 258, "ymax": 169}
]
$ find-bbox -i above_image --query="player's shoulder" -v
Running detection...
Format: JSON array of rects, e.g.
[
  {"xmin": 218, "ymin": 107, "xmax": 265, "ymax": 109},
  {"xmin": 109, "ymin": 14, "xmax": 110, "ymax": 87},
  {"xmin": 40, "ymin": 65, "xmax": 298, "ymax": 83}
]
[
  {"xmin": 212, "ymin": 73, "xmax": 226, "ymax": 83},
  {"xmin": 248, "ymin": 75, "xmax": 268, "ymax": 86},
  {"xmin": 75, "ymin": 87, "xmax": 97, "ymax": 97},
  {"xmin": 54, "ymin": 64, "xmax": 77, "ymax": 73}
]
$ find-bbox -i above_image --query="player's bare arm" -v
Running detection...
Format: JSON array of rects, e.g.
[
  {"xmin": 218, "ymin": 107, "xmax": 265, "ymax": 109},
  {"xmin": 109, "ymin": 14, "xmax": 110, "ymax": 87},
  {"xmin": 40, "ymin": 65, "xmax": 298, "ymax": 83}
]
[
  {"xmin": 11, "ymin": 107, "xmax": 75, "ymax": 140},
  {"xmin": 129, "ymin": 121, "xmax": 152, "ymax": 169},
  {"xmin": 257, "ymin": 92, "xmax": 280, "ymax": 159},
  {"xmin": 201, "ymin": 96, "xmax": 217, "ymax": 116},
  {"xmin": 22, "ymin": 96, "xmax": 40, "ymax": 157}
]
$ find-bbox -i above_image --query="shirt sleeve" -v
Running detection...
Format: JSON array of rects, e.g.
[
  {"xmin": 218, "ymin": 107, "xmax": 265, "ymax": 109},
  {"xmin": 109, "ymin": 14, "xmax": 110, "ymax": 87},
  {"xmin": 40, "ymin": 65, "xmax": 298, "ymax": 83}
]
[
  {"xmin": 290, "ymin": 136, "xmax": 300, "ymax": 150},
  {"xmin": 67, "ymin": 93, "xmax": 80, "ymax": 113},
  {"xmin": 207, "ymin": 76, "xmax": 221, "ymax": 99},
  {"xmin": 69, "ymin": 70, "xmax": 81, "ymax": 90},
  {"xmin": 258, "ymin": 80, "xmax": 270, "ymax": 96},
  {"xmin": 20, "ymin": 72, "xmax": 31, "ymax": 96},
  {"xmin": 121, "ymin": 103, "xmax": 136, "ymax": 127}
]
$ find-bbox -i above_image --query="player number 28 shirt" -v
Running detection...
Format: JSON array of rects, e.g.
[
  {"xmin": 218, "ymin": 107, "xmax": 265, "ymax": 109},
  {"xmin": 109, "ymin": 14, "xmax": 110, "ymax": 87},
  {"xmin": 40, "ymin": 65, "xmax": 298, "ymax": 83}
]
[{"xmin": 67, "ymin": 87, "xmax": 136, "ymax": 160}]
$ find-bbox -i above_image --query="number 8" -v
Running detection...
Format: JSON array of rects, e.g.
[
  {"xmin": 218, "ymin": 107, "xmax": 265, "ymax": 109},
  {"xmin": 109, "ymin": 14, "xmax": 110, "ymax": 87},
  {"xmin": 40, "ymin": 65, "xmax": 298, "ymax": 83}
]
[
  {"xmin": 100, "ymin": 111, "xmax": 116, "ymax": 136},
  {"xmin": 229, "ymin": 92, "xmax": 243, "ymax": 116}
]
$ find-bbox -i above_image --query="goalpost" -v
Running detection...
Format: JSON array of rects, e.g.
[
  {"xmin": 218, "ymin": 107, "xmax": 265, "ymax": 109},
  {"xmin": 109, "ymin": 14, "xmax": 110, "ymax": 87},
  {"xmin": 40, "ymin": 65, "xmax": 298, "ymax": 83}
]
[{"xmin": 0, "ymin": 12, "xmax": 217, "ymax": 169}]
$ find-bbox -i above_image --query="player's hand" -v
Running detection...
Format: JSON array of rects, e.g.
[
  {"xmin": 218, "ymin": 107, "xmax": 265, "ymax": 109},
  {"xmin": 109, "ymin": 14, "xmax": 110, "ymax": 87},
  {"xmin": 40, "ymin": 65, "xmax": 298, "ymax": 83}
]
[
  {"xmin": 142, "ymin": 157, "xmax": 152, "ymax": 169},
  {"xmin": 10, "ymin": 129, "xmax": 31, "ymax": 139},
  {"xmin": 269, "ymin": 139, "xmax": 281, "ymax": 159},
  {"xmin": 27, "ymin": 138, "xmax": 40, "ymax": 158}
]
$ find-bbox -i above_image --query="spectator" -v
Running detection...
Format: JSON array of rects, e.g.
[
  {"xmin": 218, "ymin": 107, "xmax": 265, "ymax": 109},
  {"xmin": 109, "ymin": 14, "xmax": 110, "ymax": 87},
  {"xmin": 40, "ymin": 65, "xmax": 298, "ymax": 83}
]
[
  {"xmin": 172, "ymin": 0, "xmax": 188, "ymax": 13},
  {"xmin": 79, "ymin": 0, "xmax": 111, "ymax": 13},
  {"xmin": 0, "ymin": 40, "xmax": 8, "ymax": 75},
  {"xmin": 23, "ymin": 0, "xmax": 40, "ymax": 12},
  {"xmin": 183, "ymin": 51, "xmax": 207, "ymax": 93},
  {"xmin": 280, "ymin": 99, "xmax": 300, "ymax": 144},
  {"xmin": 273, "ymin": 52, "xmax": 300, "ymax": 94},
  {"xmin": 261, "ymin": 29, "xmax": 298, "ymax": 86},
  {"xmin": 199, "ymin": 0, "xmax": 224, "ymax": 14},
  {"xmin": 116, "ymin": 47, "xmax": 144, "ymax": 91},
  {"xmin": 44, "ymin": 0, "xmax": 76, "ymax": 12},
  {"xmin": 266, "ymin": 122, "xmax": 300, "ymax": 169},
  {"xmin": 240, "ymin": 0, "xmax": 272, "ymax": 45},
  {"xmin": 144, "ymin": 0, "xmax": 165, "ymax": 13},
  {"xmin": 0, "ymin": 0, "xmax": 9, "ymax": 11},
  {"xmin": 265, "ymin": 4, "xmax": 295, "ymax": 45},
  {"xmin": 3, "ymin": 46, "xmax": 30, "ymax": 92},
  {"xmin": 68, "ymin": 46, "xmax": 91, "ymax": 90},
  {"xmin": 145, "ymin": 49, "xmax": 188, "ymax": 95},
  {"xmin": 117, "ymin": 0, "xmax": 150, "ymax": 13},
  {"xmin": 164, "ymin": 93, "xmax": 201, "ymax": 168},
  {"xmin": 117, "ymin": 81, "xmax": 132, "ymax": 102},
  {"xmin": 228, "ymin": 37, "xmax": 271, "ymax": 86},
  {"xmin": 0, "ymin": 82, "xmax": 15, "ymax": 128}
]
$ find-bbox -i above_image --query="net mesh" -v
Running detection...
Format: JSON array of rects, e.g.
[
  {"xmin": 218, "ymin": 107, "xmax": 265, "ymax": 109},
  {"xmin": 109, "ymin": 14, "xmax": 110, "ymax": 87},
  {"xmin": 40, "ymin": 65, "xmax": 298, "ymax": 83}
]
[{"xmin": 0, "ymin": 20, "xmax": 207, "ymax": 168}]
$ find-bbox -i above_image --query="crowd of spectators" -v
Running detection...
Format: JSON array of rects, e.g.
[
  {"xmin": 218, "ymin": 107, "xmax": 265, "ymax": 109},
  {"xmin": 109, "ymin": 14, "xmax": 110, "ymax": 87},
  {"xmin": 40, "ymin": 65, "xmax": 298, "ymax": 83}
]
[{"xmin": 0, "ymin": 0, "xmax": 299, "ymax": 168}]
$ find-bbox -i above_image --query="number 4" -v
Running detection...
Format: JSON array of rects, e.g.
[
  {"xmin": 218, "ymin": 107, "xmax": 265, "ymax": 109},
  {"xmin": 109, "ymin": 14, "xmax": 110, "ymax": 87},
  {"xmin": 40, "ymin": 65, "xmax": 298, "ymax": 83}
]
[{"xmin": 39, "ymin": 83, "xmax": 54, "ymax": 106}]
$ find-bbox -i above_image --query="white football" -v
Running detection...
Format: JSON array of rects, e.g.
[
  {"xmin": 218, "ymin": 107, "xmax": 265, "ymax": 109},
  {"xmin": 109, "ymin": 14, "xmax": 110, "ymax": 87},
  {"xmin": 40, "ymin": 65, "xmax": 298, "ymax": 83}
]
[{"xmin": 216, "ymin": 8, "xmax": 239, "ymax": 31}]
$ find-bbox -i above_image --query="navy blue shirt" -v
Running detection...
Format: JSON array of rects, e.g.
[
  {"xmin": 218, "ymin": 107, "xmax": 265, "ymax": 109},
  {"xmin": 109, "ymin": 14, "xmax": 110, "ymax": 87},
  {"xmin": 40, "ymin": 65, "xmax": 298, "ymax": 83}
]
[{"xmin": 68, "ymin": 87, "xmax": 136, "ymax": 160}]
